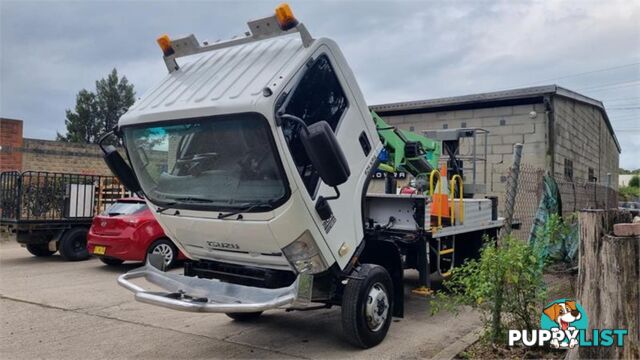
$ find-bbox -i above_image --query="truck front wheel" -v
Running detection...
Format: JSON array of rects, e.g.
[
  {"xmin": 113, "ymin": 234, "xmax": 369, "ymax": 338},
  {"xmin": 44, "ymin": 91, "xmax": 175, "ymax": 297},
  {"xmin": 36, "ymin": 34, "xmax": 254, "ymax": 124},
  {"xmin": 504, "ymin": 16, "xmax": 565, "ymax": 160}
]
[
  {"xmin": 58, "ymin": 227, "xmax": 90, "ymax": 261},
  {"xmin": 26, "ymin": 243, "xmax": 55, "ymax": 257},
  {"xmin": 341, "ymin": 264, "xmax": 393, "ymax": 348}
]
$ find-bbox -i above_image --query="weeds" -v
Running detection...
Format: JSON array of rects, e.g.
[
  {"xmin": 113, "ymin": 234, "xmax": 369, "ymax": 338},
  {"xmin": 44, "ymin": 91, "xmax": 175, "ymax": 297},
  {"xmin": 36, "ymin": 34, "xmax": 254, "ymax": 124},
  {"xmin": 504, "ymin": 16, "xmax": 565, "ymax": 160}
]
[{"xmin": 432, "ymin": 234, "xmax": 548, "ymax": 344}]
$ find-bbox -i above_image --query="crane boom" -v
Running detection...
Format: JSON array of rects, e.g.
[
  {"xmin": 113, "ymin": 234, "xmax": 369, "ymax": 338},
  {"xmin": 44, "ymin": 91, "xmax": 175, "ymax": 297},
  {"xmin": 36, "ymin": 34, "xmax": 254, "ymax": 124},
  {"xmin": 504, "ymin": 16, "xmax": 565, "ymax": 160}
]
[{"xmin": 373, "ymin": 111, "xmax": 441, "ymax": 177}]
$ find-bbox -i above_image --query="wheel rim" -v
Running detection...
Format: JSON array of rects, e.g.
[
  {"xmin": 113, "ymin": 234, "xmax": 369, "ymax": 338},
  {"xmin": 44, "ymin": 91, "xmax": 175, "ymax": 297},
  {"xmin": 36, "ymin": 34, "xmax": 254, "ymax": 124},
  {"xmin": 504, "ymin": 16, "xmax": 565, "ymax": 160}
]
[
  {"xmin": 73, "ymin": 234, "xmax": 85, "ymax": 251},
  {"xmin": 365, "ymin": 282, "xmax": 389, "ymax": 332},
  {"xmin": 152, "ymin": 244, "xmax": 173, "ymax": 265}
]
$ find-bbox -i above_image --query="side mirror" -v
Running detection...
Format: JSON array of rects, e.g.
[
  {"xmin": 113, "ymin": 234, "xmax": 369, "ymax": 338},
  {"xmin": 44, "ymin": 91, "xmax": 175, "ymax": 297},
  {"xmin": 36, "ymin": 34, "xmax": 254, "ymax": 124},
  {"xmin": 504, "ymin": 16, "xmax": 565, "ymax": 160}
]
[
  {"xmin": 102, "ymin": 145, "xmax": 142, "ymax": 193},
  {"xmin": 300, "ymin": 121, "xmax": 350, "ymax": 187}
]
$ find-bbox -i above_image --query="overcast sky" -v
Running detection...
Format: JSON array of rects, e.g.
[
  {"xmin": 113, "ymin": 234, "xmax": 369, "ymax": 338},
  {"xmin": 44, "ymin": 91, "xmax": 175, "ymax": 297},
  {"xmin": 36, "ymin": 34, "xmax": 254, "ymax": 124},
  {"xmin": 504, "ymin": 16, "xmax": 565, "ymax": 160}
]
[{"xmin": 1, "ymin": 0, "xmax": 639, "ymax": 168}]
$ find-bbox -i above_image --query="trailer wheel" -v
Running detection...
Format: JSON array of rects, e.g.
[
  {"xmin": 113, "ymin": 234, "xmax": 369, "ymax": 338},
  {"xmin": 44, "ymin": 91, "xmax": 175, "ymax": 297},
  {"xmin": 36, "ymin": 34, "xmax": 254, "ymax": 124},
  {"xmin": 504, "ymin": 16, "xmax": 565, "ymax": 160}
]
[
  {"xmin": 26, "ymin": 243, "xmax": 55, "ymax": 257},
  {"xmin": 58, "ymin": 227, "xmax": 90, "ymax": 261},
  {"xmin": 225, "ymin": 312, "xmax": 263, "ymax": 321},
  {"xmin": 100, "ymin": 257, "xmax": 124, "ymax": 266},
  {"xmin": 341, "ymin": 264, "xmax": 393, "ymax": 348}
]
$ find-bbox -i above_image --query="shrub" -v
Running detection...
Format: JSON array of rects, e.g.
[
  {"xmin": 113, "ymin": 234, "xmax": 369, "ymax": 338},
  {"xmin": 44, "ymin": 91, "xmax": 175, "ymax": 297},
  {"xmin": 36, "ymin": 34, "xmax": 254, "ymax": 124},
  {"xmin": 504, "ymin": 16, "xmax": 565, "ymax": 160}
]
[
  {"xmin": 533, "ymin": 213, "xmax": 578, "ymax": 264},
  {"xmin": 619, "ymin": 185, "xmax": 640, "ymax": 201},
  {"xmin": 432, "ymin": 235, "xmax": 547, "ymax": 344},
  {"xmin": 629, "ymin": 175, "xmax": 640, "ymax": 188}
]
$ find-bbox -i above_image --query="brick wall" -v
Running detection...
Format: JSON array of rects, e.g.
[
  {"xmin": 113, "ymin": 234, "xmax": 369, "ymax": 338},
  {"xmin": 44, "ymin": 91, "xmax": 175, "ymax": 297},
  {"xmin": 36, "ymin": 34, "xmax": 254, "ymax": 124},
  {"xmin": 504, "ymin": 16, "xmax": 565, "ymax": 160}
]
[
  {"xmin": 0, "ymin": 118, "xmax": 24, "ymax": 171},
  {"xmin": 0, "ymin": 118, "xmax": 116, "ymax": 176}
]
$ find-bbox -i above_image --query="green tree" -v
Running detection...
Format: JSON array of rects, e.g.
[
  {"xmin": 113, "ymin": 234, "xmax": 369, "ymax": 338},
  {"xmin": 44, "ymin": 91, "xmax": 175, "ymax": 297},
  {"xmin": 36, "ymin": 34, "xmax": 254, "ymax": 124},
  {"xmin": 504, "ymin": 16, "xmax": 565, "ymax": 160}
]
[
  {"xmin": 56, "ymin": 90, "xmax": 99, "ymax": 143},
  {"xmin": 629, "ymin": 175, "xmax": 640, "ymax": 188},
  {"xmin": 95, "ymin": 68, "xmax": 136, "ymax": 136},
  {"xmin": 57, "ymin": 68, "xmax": 135, "ymax": 143}
]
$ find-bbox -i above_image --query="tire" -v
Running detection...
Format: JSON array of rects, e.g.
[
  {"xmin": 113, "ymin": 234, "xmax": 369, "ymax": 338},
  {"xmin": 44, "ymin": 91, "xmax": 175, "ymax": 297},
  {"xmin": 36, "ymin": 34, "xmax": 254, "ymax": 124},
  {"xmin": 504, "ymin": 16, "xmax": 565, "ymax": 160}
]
[
  {"xmin": 341, "ymin": 264, "xmax": 394, "ymax": 348},
  {"xmin": 100, "ymin": 257, "xmax": 124, "ymax": 266},
  {"xmin": 26, "ymin": 243, "xmax": 55, "ymax": 257},
  {"xmin": 147, "ymin": 238, "xmax": 178, "ymax": 268},
  {"xmin": 58, "ymin": 227, "xmax": 90, "ymax": 261},
  {"xmin": 225, "ymin": 312, "xmax": 263, "ymax": 321}
]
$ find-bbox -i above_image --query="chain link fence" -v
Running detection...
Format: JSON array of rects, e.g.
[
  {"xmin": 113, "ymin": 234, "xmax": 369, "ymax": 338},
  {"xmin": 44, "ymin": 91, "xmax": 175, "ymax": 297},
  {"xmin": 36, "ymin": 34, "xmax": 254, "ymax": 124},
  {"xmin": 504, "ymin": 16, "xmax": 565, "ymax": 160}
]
[{"xmin": 508, "ymin": 164, "xmax": 618, "ymax": 241}]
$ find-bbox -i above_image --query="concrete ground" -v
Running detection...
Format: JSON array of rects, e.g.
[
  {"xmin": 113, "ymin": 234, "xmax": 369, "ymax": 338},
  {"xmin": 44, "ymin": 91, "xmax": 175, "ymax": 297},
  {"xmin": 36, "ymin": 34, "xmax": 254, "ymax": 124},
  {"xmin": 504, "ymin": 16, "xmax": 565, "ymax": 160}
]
[{"xmin": 0, "ymin": 241, "xmax": 481, "ymax": 359}]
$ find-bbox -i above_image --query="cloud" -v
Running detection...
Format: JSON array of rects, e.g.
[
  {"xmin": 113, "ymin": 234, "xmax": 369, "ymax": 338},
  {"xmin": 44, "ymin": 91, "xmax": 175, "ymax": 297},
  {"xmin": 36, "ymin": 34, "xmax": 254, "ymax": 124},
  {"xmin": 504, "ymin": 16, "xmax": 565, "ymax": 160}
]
[{"xmin": 1, "ymin": 0, "xmax": 639, "ymax": 168}]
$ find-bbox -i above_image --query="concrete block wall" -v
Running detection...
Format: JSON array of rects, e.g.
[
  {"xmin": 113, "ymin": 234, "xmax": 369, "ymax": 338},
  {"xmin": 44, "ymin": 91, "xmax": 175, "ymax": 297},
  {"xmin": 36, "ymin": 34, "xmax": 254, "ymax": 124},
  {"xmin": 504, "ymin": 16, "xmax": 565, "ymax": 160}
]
[
  {"xmin": 21, "ymin": 139, "xmax": 114, "ymax": 175},
  {"xmin": 0, "ymin": 118, "xmax": 24, "ymax": 171},
  {"xmin": 379, "ymin": 102, "xmax": 548, "ymax": 203},
  {"xmin": 553, "ymin": 96, "xmax": 619, "ymax": 188}
]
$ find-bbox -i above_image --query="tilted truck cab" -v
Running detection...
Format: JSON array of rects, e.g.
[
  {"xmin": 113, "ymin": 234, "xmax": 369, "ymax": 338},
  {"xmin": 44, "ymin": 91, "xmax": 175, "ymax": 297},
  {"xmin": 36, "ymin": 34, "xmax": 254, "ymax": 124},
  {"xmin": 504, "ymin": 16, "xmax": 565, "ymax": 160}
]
[{"xmin": 104, "ymin": 4, "xmax": 503, "ymax": 348}]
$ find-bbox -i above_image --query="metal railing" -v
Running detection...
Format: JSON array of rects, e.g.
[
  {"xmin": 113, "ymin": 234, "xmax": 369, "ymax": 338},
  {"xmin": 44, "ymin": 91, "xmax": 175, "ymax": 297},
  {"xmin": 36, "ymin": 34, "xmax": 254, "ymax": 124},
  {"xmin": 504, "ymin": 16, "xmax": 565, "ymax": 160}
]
[{"xmin": 0, "ymin": 171, "xmax": 130, "ymax": 223}]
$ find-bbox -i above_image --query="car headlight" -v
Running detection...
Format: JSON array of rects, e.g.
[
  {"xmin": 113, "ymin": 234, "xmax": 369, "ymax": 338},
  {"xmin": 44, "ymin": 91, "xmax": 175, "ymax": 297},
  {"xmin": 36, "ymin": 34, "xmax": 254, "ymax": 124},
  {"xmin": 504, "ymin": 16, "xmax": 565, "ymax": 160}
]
[{"xmin": 282, "ymin": 230, "xmax": 328, "ymax": 274}]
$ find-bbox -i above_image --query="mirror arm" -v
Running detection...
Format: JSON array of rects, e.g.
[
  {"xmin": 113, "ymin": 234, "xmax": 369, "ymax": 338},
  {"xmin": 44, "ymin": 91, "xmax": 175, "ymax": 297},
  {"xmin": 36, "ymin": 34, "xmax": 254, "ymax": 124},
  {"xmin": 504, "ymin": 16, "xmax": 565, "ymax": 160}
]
[
  {"xmin": 98, "ymin": 131, "xmax": 114, "ymax": 153},
  {"xmin": 277, "ymin": 113, "xmax": 309, "ymax": 135},
  {"xmin": 323, "ymin": 186, "xmax": 341, "ymax": 201},
  {"xmin": 98, "ymin": 126, "xmax": 122, "ymax": 153}
]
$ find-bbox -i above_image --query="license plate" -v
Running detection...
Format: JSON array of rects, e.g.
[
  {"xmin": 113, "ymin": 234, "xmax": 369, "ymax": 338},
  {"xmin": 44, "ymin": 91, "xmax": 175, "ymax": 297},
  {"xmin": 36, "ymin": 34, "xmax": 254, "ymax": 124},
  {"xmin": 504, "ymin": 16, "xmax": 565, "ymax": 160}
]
[{"xmin": 93, "ymin": 246, "xmax": 106, "ymax": 255}]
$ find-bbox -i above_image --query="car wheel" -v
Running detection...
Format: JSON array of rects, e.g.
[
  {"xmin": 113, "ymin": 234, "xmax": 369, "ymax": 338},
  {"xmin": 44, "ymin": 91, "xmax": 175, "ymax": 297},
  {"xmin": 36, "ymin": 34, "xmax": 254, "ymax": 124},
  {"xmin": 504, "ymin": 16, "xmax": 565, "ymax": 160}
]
[
  {"xmin": 225, "ymin": 312, "xmax": 263, "ymax": 321},
  {"xmin": 341, "ymin": 264, "xmax": 393, "ymax": 349},
  {"xmin": 26, "ymin": 243, "xmax": 55, "ymax": 257},
  {"xmin": 100, "ymin": 257, "xmax": 124, "ymax": 266},
  {"xmin": 147, "ymin": 238, "xmax": 178, "ymax": 268},
  {"xmin": 58, "ymin": 227, "xmax": 90, "ymax": 261}
]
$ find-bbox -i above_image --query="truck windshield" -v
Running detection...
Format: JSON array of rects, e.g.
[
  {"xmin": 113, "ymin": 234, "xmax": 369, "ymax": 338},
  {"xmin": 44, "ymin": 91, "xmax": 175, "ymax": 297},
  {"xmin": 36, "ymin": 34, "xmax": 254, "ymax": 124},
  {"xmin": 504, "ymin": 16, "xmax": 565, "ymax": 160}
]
[{"xmin": 123, "ymin": 113, "xmax": 288, "ymax": 210}]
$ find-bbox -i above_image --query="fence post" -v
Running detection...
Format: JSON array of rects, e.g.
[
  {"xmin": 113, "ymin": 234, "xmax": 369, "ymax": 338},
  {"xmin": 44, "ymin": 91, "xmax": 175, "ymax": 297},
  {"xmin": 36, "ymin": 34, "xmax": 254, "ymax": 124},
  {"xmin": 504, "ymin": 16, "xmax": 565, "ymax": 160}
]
[
  {"xmin": 605, "ymin": 172, "xmax": 611, "ymax": 209},
  {"xmin": 491, "ymin": 143, "xmax": 523, "ymax": 343},
  {"xmin": 502, "ymin": 143, "xmax": 523, "ymax": 239}
]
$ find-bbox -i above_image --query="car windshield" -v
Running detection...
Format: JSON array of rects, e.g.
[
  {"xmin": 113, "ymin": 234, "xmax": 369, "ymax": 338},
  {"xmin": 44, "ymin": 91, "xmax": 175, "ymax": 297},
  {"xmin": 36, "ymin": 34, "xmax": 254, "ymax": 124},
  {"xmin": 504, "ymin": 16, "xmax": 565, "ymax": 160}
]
[
  {"xmin": 103, "ymin": 202, "xmax": 147, "ymax": 216},
  {"xmin": 123, "ymin": 113, "xmax": 288, "ymax": 210}
]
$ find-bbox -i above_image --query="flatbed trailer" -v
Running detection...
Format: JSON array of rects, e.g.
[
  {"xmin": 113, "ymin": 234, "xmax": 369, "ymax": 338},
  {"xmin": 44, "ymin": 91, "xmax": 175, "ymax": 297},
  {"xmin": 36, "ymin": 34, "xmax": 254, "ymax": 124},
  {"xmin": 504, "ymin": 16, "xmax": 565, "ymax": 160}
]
[{"xmin": 0, "ymin": 170, "xmax": 129, "ymax": 260}]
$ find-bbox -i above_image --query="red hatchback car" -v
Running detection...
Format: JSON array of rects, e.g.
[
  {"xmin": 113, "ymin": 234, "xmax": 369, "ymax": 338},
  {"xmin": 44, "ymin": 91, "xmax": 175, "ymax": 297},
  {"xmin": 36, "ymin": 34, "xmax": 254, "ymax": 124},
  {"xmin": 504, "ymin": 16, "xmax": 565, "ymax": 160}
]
[{"xmin": 87, "ymin": 198, "xmax": 184, "ymax": 267}]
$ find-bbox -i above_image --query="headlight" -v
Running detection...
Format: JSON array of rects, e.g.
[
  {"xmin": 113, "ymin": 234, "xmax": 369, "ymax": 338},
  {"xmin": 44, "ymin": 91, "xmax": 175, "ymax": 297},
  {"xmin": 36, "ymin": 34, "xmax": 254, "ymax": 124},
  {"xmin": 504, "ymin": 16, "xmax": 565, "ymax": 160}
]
[{"xmin": 282, "ymin": 230, "xmax": 328, "ymax": 274}]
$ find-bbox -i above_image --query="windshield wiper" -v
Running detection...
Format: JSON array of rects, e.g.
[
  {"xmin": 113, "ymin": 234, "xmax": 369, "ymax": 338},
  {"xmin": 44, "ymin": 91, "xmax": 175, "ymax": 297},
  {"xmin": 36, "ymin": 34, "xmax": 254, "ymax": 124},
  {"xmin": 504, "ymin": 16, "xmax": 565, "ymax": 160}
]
[
  {"xmin": 169, "ymin": 196, "xmax": 216, "ymax": 203},
  {"xmin": 218, "ymin": 201, "xmax": 274, "ymax": 220},
  {"xmin": 156, "ymin": 202, "xmax": 177, "ymax": 214},
  {"xmin": 156, "ymin": 196, "xmax": 215, "ymax": 214}
]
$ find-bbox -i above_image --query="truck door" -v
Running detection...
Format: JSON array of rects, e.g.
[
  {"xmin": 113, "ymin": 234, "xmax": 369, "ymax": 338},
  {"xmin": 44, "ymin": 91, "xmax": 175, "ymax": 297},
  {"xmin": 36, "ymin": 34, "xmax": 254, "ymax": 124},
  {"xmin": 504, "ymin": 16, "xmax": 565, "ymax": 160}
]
[{"xmin": 277, "ymin": 47, "xmax": 376, "ymax": 269}]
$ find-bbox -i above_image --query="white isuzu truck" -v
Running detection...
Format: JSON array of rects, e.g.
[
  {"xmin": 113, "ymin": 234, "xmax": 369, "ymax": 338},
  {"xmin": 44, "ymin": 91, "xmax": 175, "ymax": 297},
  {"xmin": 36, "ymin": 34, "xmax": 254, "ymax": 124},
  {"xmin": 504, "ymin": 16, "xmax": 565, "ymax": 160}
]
[{"xmin": 101, "ymin": 4, "xmax": 503, "ymax": 348}]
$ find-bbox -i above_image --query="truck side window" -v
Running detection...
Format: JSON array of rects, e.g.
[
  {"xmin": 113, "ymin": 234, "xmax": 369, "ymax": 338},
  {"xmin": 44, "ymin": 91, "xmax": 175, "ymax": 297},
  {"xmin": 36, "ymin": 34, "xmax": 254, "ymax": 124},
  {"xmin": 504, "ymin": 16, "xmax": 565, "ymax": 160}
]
[{"xmin": 282, "ymin": 54, "xmax": 348, "ymax": 196}]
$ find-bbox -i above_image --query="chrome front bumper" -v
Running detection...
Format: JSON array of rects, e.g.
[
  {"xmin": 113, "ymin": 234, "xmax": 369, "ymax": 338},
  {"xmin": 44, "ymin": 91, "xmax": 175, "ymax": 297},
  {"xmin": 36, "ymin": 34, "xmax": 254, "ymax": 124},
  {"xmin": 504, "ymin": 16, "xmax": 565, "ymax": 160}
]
[{"xmin": 117, "ymin": 257, "xmax": 308, "ymax": 313}]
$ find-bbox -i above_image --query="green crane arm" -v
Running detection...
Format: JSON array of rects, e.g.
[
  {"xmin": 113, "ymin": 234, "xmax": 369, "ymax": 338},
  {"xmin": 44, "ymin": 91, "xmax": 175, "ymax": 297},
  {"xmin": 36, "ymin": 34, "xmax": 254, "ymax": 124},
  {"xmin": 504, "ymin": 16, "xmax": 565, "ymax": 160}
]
[{"xmin": 372, "ymin": 111, "xmax": 441, "ymax": 177}]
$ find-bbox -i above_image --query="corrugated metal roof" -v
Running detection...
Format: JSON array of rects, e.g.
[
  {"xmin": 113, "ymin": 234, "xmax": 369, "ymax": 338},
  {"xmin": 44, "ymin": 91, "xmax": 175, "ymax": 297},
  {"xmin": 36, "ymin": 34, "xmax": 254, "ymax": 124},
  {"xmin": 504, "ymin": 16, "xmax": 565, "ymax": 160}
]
[
  {"xmin": 370, "ymin": 85, "xmax": 620, "ymax": 152},
  {"xmin": 123, "ymin": 35, "xmax": 305, "ymax": 119}
]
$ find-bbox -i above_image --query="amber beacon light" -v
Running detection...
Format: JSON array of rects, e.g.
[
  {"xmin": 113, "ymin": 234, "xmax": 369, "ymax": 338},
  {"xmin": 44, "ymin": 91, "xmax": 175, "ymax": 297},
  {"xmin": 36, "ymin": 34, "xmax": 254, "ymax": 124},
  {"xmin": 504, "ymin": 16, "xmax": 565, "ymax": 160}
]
[
  {"xmin": 156, "ymin": 34, "xmax": 174, "ymax": 56},
  {"xmin": 275, "ymin": 3, "xmax": 298, "ymax": 31}
]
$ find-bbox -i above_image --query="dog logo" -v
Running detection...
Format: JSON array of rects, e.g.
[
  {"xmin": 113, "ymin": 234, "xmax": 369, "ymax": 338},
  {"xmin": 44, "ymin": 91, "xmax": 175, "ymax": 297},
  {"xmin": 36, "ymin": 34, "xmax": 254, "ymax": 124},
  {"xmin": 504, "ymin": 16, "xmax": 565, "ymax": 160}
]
[
  {"xmin": 541, "ymin": 299, "xmax": 588, "ymax": 349},
  {"xmin": 510, "ymin": 298, "xmax": 627, "ymax": 348}
]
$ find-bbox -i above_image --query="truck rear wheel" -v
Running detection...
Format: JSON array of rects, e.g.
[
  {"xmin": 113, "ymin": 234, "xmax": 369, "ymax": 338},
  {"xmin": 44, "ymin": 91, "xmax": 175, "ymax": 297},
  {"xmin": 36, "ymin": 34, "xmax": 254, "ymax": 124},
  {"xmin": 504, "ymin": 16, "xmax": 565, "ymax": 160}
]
[
  {"xmin": 225, "ymin": 312, "xmax": 263, "ymax": 321},
  {"xmin": 58, "ymin": 227, "xmax": 90, "ymax": 261},
  {"xmin": 26, "ymin": 243, "xmax": 55, "ymax": 257},
  {"xmin": 341, "ymin": 264, "xmax": 393, "ymax": 348}
]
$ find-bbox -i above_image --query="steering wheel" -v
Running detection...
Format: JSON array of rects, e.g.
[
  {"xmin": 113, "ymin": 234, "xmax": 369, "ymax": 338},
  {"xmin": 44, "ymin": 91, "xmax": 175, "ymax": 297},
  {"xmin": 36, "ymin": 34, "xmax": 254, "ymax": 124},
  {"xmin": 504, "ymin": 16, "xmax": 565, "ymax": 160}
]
[{"xmin": 176, "ymin": 152, "xmax": 219, "ymax": 163}]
